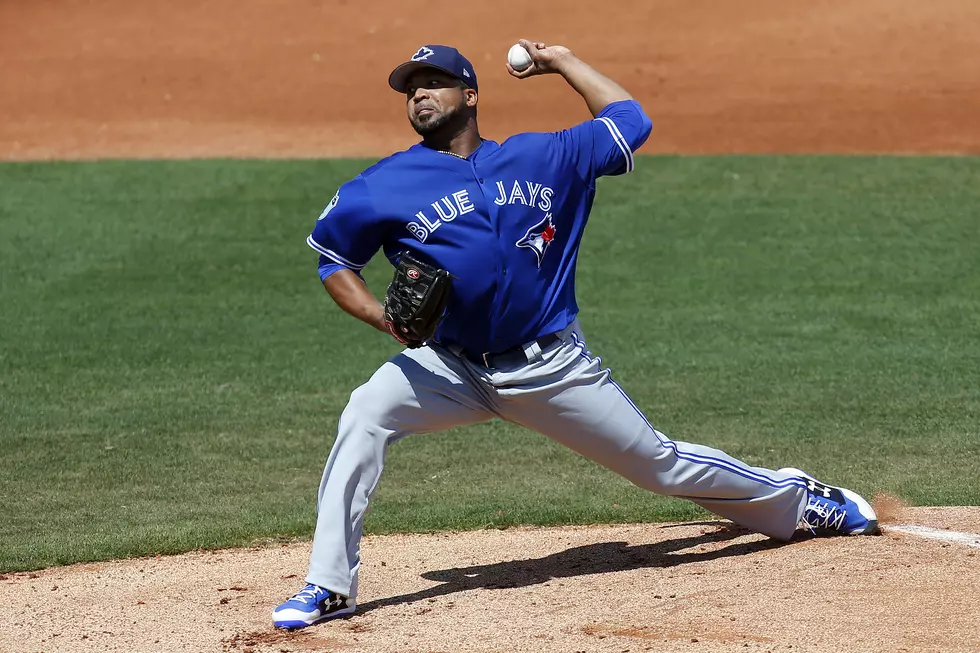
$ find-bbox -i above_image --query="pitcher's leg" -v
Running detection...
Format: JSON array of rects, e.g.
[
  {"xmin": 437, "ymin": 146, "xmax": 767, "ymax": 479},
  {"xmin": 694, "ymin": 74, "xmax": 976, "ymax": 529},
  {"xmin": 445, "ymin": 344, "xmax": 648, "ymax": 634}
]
[
  {"xmin": 495, "ymin": 336, "xmax": 807, "ymax": 541},
  {"xmin": 307, "ymin": 346, "xmax": 494, "ymax": 597}
]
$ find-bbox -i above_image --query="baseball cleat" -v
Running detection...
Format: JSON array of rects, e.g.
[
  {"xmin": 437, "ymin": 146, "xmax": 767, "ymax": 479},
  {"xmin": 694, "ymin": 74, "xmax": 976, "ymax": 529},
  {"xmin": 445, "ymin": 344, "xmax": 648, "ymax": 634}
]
[
  {"xmin": 780, "ymin": 468, "xmax": 879, "ymax": 536},
  {"xmin": 272, "ymin": 583, "xmax": 355, "ymax": 629}
]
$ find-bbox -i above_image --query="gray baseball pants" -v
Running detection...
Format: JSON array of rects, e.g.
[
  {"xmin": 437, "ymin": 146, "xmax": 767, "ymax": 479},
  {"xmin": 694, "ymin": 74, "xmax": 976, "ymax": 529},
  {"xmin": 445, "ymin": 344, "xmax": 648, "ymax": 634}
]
[{"xmin": 306, "ymin": 321, "xmax": 808, "ymax": 598}]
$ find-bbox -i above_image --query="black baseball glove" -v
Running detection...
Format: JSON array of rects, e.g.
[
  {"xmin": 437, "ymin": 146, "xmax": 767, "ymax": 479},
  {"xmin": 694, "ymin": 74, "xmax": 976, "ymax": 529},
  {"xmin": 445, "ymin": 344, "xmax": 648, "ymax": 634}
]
[{"xmin": 383, "ymin": 252, "xmax": 453, "ymax": 348}]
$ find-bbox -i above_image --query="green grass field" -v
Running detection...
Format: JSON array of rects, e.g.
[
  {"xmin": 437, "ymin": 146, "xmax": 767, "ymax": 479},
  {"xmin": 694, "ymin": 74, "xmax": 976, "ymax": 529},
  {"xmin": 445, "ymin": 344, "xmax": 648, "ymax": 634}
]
[{"xmin": 1, "ymin": 156, "xmax": 978, "ymax": 573}]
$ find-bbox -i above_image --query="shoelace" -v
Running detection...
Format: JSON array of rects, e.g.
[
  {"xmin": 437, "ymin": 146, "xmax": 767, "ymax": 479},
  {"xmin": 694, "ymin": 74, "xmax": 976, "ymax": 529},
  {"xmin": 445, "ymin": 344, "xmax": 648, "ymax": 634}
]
[
  {"xmin": 802, "ymin": 497, "xmax": 847, "ymax": 532},
  {"xmin": 290, "ymin": 585, "xmax": 324, "ymax": 604}
]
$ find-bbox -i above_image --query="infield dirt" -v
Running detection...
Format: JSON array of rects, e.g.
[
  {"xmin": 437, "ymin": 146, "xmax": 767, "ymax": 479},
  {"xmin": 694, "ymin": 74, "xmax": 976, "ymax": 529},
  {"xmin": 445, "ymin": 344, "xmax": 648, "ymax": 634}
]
[
  {"xmin": 2, "ymin": 508, "xmax": 979, "ymax": 653},
  {"xmin": 2, "ymin": 0, "xmax": 980, "ymax": 159},
  {"xmin": 1, "ymin": 1, "xmax": 978, "ymax": 651}
]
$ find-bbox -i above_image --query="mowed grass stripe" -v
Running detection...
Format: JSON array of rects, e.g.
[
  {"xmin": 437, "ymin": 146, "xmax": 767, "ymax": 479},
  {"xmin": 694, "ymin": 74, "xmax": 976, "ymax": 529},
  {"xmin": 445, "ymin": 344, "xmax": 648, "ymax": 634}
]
[{"xmin": 0, "ymin": 156, "xmax": 977, "ymax": 573}]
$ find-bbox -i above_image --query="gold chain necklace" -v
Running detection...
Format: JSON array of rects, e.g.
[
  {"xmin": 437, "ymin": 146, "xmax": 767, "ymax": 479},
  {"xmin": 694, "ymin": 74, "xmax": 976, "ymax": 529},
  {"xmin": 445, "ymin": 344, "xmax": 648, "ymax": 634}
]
[{"xmin": 434, "ymin": 139, "xmax": 483, "ymax": 160}]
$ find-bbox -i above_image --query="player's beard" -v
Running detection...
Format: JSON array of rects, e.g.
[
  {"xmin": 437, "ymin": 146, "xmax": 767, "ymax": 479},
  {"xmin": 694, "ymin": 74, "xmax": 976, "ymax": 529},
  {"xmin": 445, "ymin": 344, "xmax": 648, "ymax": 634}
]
[{"xmin": 410, "ymin": 100, "xmax": 465, "ymax": 136}]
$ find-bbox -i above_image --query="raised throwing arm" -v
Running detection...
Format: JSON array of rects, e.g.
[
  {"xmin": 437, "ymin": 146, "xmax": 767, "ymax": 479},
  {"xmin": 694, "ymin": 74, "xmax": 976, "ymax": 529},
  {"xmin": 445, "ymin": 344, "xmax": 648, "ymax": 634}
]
[{"xmin": 507, "ymin": 39, "xmax": 633, "ymax": 117}]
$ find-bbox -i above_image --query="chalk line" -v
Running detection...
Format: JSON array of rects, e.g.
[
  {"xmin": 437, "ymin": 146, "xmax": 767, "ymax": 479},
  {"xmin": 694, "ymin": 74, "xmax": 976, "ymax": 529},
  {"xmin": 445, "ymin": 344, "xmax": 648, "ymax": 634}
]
[{"xmin": 887, "ymin": 524, "xmax": 980, "ymax": 549}]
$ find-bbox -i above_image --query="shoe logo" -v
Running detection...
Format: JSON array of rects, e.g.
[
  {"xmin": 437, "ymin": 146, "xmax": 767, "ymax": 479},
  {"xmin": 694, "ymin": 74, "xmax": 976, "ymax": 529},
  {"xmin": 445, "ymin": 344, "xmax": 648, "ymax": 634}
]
[
  {"xmin": 806, "ymin": 480, "xmax": 832, "ymax": 498},
  {"xmin": 324, "ymin": 595, "xmax": 347, "ymax": 612}
]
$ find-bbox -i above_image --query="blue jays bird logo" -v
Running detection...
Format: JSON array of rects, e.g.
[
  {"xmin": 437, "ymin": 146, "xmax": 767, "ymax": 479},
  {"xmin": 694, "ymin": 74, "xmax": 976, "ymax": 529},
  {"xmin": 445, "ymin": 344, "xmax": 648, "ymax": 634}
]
[
  {"xmin": 411, "ymin": 46, "xmax": 435, "ymax": 62},
  {"xmin": 516, "ymin": 213, "xmax": 557, "ymax": 268}
]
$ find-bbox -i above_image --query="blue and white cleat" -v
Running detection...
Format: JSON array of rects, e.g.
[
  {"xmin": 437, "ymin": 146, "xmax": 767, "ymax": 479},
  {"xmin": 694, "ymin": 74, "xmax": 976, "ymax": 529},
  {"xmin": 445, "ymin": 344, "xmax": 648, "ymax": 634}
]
[
  {"xmin": 781, "ymin": 468, "xmax": 879, "ymax": 536},
  {"xmin": 272, "ymin": 583, "xmax": 356, "ymax": 629}
]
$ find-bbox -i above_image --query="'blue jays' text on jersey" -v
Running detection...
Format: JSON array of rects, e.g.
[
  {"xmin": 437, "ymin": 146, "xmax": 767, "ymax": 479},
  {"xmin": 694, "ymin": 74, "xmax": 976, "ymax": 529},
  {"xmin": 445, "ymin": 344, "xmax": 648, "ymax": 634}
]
[{"xmin": 307, "ymin": 99, "xmax": 653, "ymax": 355}]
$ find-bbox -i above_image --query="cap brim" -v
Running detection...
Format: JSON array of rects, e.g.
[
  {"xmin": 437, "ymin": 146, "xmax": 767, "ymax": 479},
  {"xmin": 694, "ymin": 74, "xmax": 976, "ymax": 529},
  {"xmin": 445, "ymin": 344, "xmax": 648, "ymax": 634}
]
[{"xmin": 388, "ymin": 62, "xmax": 442, "ymax": 92}]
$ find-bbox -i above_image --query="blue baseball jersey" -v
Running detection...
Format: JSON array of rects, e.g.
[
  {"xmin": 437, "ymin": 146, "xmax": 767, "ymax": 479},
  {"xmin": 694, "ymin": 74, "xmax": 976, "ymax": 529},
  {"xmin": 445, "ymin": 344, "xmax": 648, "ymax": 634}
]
[{"xmin": 308, "ymin": 99, "xmax": 652, "ymax": 355}]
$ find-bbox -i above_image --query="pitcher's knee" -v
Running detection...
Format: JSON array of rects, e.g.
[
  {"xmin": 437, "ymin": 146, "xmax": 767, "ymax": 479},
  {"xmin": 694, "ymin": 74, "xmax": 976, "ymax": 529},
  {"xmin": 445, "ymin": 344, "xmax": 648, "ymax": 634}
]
[{"xmin": 337, "ymin": 381, "xmax": 403, "ymax": 440}]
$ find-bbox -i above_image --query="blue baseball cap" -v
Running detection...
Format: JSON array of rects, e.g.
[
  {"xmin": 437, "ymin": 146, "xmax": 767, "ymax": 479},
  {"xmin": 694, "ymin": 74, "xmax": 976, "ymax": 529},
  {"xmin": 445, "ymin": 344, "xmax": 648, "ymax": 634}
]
[{"xmin": 388, "ymin": 45, "xmax": 478, "ymax": 93}]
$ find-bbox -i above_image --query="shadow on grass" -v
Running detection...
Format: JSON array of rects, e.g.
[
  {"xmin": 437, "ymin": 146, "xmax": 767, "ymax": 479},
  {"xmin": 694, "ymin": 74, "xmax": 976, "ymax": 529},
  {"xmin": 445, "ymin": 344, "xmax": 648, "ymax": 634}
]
[{"xmin": 353, "ymin": 522, "xmax": 796, "ymax": 616}]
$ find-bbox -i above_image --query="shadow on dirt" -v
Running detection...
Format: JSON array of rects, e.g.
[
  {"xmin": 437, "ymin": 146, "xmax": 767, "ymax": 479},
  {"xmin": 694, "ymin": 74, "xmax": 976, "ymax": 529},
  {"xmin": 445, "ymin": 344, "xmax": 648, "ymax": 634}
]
[{"xmin": 353, "ymin": 523, "xmax": 796, "ymax": 616}]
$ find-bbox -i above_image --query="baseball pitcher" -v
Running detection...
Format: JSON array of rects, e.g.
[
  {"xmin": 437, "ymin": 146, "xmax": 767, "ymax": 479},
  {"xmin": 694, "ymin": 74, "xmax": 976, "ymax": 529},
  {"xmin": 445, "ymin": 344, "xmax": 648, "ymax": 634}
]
[{"xmin": 273, "ymin": 41, "xmax": 878, "ymax": 629}]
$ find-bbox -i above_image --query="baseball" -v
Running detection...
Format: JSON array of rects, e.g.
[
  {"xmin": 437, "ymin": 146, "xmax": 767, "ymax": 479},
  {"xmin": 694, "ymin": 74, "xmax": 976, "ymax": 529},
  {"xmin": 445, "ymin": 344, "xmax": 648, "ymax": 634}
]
[{"xmin": 507, "ymin": 43, "xmax": 533, "ymax": 72}]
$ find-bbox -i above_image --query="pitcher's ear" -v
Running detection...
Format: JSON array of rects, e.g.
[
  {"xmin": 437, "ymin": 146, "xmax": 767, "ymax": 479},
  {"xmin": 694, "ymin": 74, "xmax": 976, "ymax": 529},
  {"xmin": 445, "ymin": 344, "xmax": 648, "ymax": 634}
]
[{"xmin": 465, "ymin": 88, "xmax": 478, "ymax": 107}]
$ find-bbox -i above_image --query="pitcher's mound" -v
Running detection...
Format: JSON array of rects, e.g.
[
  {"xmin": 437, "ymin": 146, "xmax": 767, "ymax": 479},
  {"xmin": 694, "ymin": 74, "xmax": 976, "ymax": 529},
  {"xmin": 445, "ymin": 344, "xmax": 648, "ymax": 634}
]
[{"xmin": 1, "ymin": 507, "xmax": 978, "ymax": 653}]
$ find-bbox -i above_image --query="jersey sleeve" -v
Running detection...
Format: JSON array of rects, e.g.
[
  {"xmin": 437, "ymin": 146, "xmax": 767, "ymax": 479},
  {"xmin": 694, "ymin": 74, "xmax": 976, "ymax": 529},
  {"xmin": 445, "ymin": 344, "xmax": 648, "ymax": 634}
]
[
  {"xmin": 306, "ymin": 176, "xmax": 384, "ymax": 275},
  {"xmin": 553, "ymin": 99, "xmax": 653, "ymax": 181},
  {"xmin": 317, "ymin": 256, "xmax": 349, "ymax": 282}
]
